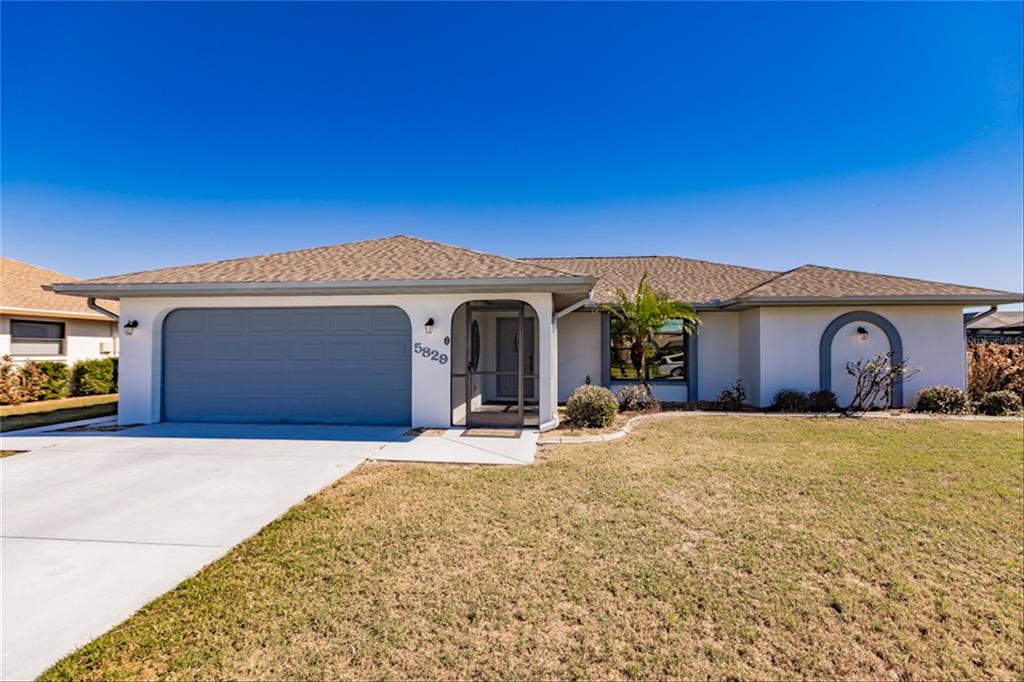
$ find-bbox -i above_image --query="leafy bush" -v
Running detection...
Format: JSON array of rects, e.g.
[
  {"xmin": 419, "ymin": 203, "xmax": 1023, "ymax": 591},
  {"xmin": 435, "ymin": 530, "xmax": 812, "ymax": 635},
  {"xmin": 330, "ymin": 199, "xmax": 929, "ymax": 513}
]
[
  {"xmin": 806, "ymin": 389, "xmax": 839, "ymax": 413},
  {"xmin": 915, "ymin": 386, "xmax": 969, "ymax": 414},
  {"xmin": 32, "ymin": 360, "xmax": 70, "ymax": 400},
  {"xmin": 977, "ymin": 390, "xmax": 1023, "ymax": 416},
  {"xmin": 615, "ymin": 385, "xmax": 661, "ymax": 413},
  {"xmin": 772, "ymin": 388, "xmax": 809, "ymax": 413},
  {"xmin": 70, "ymin": 358, "xmax": 118, "ymax": 396},
  {"xmin": 968, "ymin": 342, "xmax": 1024, "ymax": 401},
  {"xmin": 714, "ymin": 380, "xmax": 747, "ymax": 411},
  {"xmin": 0, "ymin": 355, "xmax": 47, "ymax": 405},
  {"xmin": 565, "ymin": 385, "xmax": 619, "ymax": 427}
]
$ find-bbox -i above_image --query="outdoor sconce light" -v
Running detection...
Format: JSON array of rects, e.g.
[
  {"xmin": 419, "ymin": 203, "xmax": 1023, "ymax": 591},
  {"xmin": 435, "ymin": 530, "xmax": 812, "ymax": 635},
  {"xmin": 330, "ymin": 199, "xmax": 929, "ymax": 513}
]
[
  {"xmin": 425, "ymin": 318, "xmax": 435, "ymax": 334},
  {"xmin": 857, "ymin": 326, "xmax": 869, "ymax": 341},
  {"xmin": 123, "ymin": 320, "xmax": 139, "ymax": 336}
]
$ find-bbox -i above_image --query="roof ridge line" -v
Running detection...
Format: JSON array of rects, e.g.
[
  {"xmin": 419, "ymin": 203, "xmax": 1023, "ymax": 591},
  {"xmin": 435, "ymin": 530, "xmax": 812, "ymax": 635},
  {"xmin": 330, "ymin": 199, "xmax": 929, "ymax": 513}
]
[
  {"xmin": 729, "ymin": 264, "xmax": 807, "ymax": 299},
  {"xmin": 796, "ymin": 263, "xmax": 1017, "ymax": 293},
  {"xmin": 522, "ymin": 254, "xmax": 780, "ymax": 274},
  {"xmin": 403, "ymin": 236, "xmax": 587, "ymax": 278}
]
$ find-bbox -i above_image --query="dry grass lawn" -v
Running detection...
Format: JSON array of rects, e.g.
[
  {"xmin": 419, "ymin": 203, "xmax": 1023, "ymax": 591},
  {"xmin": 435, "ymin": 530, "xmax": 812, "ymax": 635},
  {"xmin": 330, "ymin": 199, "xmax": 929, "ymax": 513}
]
[
  {"xmin": 44, "ymin": 417, "xmax": 1023, "ymax": 680},
  {"xmin": 0, "ymin": 394, "xmax": 117, "ymax": 432}
]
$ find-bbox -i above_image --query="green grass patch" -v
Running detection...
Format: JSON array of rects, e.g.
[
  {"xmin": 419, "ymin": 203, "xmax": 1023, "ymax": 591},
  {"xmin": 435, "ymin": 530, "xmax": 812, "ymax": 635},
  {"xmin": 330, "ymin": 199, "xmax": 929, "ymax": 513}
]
[
  {"xmin": 43, "ymin": 417, "xmax": 1023, "ymax": 680},
  {"xmin": 0, "ymin": 395, "xmax": 117, "ymax": 432}
]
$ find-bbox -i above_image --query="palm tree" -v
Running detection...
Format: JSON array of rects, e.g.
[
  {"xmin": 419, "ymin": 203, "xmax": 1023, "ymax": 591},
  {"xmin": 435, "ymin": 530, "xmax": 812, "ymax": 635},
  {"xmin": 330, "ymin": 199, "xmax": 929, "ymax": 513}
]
[{"xmin": 602, "ymin": 275, "xmax": 699, "ymax": 390}]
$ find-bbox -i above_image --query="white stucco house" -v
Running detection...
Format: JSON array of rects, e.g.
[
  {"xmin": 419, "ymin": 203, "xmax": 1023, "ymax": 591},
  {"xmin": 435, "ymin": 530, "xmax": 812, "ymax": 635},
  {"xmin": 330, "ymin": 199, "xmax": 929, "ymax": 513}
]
[
  {"xmin": 1, "ymin": 257, "xmax": 119, "ymax": 365},
  {"xmin": 46, "ymin": 236, "xmax": 1021, "ymax": 429}
]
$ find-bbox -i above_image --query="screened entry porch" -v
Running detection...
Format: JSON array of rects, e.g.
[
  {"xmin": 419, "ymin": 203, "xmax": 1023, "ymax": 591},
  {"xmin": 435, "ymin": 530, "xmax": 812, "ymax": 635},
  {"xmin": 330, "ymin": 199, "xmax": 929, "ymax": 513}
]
[{"xmin": 450, "ymin": 300, "xmax": 540, "ymax": 428}]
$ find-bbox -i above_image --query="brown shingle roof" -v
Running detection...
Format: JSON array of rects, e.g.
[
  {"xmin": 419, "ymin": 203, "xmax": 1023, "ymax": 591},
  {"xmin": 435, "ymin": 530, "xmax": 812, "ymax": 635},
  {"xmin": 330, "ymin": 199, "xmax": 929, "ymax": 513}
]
[
  {"xmin": 71, "ymin": 235, "xmax": 581, "ymax": 285},
  {"xmin": 1, "ymin": 257, "xmax": 119, "ymax": 317},
  {"xmin": 735, "ymin": 264, "xmax": 1018, "ymax": 301},
  {"xmin": 522, "ymin": 256, "xmax": 779, "ymax": 305}
]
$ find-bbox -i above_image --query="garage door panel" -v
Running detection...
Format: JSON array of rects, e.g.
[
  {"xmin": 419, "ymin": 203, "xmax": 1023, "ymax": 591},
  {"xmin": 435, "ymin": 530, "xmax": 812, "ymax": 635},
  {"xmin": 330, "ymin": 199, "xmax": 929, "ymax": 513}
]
[
  {"xmin": 372, "ymin": 308, "xmax": 412, "ymax": 331},
  {"xmin": 163, "ymin": 307, "xmax": 411, "ymax": 425},
  {"xmin": 290, "ymin": 309, "xmax": 331, "ymax": 331},
  {"xmin": 329, "ymin": 309, "xmax": 373, "ymax": 332}
]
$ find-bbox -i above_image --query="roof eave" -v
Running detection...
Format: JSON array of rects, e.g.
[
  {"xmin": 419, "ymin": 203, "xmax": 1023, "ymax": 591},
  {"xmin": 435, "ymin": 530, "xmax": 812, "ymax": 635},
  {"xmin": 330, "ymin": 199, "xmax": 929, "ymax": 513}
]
[{"xmin": 46, "ymin": 276, "xmax": 597, "ymax": 299}]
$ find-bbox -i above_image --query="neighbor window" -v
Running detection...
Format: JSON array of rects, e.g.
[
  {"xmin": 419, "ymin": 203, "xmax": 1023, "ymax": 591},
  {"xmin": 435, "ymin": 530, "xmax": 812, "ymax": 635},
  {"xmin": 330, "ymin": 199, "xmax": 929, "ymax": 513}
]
[
  {"xmin": 609, "ymin": 319, "xmax": 688, "ymax": 382},
  {"xmin": 10, "ymin": 320, "xmax": 65, "ymax": 356}
]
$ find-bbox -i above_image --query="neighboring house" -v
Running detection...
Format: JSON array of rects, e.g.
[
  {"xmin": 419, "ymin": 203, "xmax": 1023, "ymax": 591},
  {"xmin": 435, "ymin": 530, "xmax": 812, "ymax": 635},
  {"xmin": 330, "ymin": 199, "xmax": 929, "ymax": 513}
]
[
  {"xmin": 0, "ymin": 257, "xmax": 119, "ymax": 365},
  {"xmin": 47, "ymin": 236, "xmax": 1021, "ymax": 429},
  {"xmin": 965, "ymin": 310, "xmax": 1023, "ymax": 344}
]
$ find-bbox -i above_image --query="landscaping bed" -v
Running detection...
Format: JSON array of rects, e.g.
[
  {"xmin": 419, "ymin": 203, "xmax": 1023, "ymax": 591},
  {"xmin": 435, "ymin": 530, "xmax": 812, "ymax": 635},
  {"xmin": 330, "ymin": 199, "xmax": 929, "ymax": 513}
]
[
  {"xmin": 0, "ymin": 395, "xmax": 118, "ymax": 433},
  {"xmin": 43, "ymin": 416, "xmax": 1023, "ymax": 681}
]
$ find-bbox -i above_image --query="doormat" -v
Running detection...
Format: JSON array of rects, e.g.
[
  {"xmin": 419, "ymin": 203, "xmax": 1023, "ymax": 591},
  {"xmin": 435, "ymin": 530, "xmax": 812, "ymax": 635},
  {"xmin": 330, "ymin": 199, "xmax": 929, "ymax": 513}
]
[
  {"xmin": 403, "ymin": 428, "xmax": 446, "ymax": 438},
  {"xmin": 462, "ymin": 428, "xmax": 522, "ymax": 438}
]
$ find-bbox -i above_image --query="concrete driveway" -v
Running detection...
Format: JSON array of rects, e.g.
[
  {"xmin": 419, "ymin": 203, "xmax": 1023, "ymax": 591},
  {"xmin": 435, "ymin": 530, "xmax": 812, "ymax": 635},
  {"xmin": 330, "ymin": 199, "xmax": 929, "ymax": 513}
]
[{"xmin": 1, "ymin": 422, "xmax": 405, "ymax": 681}]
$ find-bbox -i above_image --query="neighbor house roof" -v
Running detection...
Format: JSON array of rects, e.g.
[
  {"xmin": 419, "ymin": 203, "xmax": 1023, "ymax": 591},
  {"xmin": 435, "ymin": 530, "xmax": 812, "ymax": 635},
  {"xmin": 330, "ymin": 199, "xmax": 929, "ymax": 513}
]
[
  {"xmin": 522, "ymin": 256, "xmax": 779, "ymax": 306},
  {"xmin": 965, "ymin": 310, "xmax": 1024, "ymax": 331},
  {"xmin": 0, "ymin": 257, "xmax": 119, "ymax": 319},
  {"xmin": 49, "ymin": 236, "xmax": 595, "ymax": 297}
]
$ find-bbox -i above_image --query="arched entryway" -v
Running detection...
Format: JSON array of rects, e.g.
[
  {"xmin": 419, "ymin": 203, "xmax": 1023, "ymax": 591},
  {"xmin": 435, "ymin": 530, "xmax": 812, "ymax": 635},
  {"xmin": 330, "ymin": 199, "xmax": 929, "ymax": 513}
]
[
  {"xmin": 819, "ymin": 311, "xmax": 904, "ymax": 408},
  {"xmin": 450, "ymin": 300, "xmax": 540, "ymax": 427}
]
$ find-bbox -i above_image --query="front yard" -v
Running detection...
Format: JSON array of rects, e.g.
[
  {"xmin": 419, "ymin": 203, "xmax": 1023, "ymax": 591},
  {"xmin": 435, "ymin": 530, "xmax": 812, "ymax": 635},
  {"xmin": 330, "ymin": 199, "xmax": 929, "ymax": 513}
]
[{"xmin": 45, "ymin": 417, "xmax": 1022, "ymax": 680}]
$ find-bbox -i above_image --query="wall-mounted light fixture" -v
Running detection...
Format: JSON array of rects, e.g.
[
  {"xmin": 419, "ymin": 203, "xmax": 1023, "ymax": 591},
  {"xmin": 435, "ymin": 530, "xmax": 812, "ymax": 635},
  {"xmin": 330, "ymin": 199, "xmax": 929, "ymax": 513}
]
[
  {"xmin": 123, "ymin": 320, "xmax": 139, "ymax": 336},
  {"xmin": 857, "ymin": 326, "xmax": 869, "ymax": 341},
  {"xmin": 425, "ymin": 318, "xmax": 435, "ymax": 335}
]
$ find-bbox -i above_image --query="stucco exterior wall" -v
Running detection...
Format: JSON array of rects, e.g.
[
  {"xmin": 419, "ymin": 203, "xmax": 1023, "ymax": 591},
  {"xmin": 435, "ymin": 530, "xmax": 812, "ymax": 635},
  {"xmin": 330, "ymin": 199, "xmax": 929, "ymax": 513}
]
[
  {"xmin": 737, "ymin": 308, "xmax": 761, "ymax": 403},
  {"xmin": 695, "ymin": 311, "xmax": 739, "ymax": 401},
  {"xmin": 115, "ymin": 292, "xmax": 555, "ymax": 429},
  {"xmin": 555, "ymin": 311, "xmax": 602, "ymax": 402},
  {"xmin": 755, "ymin": 305, "xmax": 967, "ymax": 408},
  {"xmin": 0, "ymin": 313, "xmax": 117, "ymax": 365}
]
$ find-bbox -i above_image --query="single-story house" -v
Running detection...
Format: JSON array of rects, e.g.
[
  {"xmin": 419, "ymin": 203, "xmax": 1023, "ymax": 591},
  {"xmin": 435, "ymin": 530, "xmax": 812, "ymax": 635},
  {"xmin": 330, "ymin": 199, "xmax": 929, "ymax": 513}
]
[
  {"xmin": 1, "ymin": 257, "xmax": 119, "ymax": 364},
  {"xmin": 47, "ymin": 236, "xmax": 1021, "ymax": 429}
]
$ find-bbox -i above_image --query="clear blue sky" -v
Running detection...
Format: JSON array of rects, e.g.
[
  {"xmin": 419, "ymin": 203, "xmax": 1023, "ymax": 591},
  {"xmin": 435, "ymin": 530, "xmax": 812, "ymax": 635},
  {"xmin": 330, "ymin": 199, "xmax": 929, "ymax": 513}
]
[{"xmin": 2, "ymin": 2, "xmax": 1022, "ymax": 298}]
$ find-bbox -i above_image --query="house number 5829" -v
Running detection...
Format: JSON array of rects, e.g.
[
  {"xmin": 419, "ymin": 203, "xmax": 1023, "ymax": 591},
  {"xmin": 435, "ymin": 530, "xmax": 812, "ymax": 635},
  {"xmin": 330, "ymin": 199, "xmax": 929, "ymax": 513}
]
[{"xmin": 413, "ymin": 342, "xmax": 448, "ymax": 365}]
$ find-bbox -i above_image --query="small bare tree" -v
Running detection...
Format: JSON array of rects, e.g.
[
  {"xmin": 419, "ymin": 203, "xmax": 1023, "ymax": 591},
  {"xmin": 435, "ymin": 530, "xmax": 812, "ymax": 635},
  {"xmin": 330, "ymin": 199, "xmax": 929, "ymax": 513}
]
[{"xmin": 845, "ymin": 352, "xmax": 920, "ymax": 412}]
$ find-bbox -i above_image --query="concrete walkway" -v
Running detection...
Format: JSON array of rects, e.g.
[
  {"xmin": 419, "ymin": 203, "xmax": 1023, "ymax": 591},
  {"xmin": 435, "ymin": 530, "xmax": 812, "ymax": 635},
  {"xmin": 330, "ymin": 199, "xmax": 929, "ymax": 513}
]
[{"xmin": 373, "ymin": 428, "xmax": 537, "ymax": 465}]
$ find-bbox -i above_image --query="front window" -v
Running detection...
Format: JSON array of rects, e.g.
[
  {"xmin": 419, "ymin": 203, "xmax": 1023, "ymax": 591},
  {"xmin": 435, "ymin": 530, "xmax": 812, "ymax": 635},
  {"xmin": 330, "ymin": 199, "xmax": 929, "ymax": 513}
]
[
  {"xmin": 10, "ymin": 319, "xmax": 65, "ymax": 356},
  {"xmin": 609, "ymin": 319, "xmax": 688, "ymax": 382}
]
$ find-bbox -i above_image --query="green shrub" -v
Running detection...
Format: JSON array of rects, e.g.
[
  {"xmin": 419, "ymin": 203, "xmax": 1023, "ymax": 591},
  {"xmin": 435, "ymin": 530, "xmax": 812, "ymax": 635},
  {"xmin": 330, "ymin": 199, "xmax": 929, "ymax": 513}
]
[
  {"xmin": 977, "ymin": 390, "xmax": 1023, "ymax": 416},
  {"xmin": 806, "ymin": 389, "xmax": 839, "ymax": 413},
  {"xmin": 70, "ymin": 358, "xmax": 118, "ymax": 396},
  {"xmin": 565, "ymin": 385, "xmax": 619, "ymax": 427},
  {"xmin": 915, "ymin": 386, "xmax": 969, "ymax": 414},
  {"xmin": 772, "ymin": 388, "xmax": 809, "ymax": 412},
  {"xmin": 615, "ymin": 385, "xmax": 660, "ymax": 413},
  {"xmin": 32, "ymin": 360, "xmax": 70, "ymax": 400},
  {"xmin": 714, "ymin": 380, "xmax": 747, "ymax": 411}
]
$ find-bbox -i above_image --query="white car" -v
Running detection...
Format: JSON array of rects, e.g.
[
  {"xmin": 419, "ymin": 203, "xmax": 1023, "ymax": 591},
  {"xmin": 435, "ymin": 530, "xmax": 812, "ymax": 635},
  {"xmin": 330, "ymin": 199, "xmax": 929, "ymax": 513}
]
[{"xmin": 658, "ymin": 352, "xmax": 686, "ymax": 378}]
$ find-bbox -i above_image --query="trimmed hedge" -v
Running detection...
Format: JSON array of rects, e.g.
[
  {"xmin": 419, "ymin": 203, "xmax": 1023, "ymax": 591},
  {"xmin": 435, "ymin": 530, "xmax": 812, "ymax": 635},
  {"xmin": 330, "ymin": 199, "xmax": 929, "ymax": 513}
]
[
  {"xmin": 772, "ymin": 388, "xmax": 808, "ymax": 413},
  {"xmin": 33, "ymin": 361, "xmax": 71, "ymax": 400},
  {"xmin": 806, "ymin": 389, "xmax": 839, "ymax": 413},
  {"xmin": 565, "ymin": 385, "xmax": 619, "ymax": 427},
  {"xmin": 615, "ymin": 385, "xmax": 660, "ymax": 413},
  {"xmin": 915, "ymin": 386, "xmax": 969, "ymax": 414},
  {"xmin": 977, "ymin": 390, "xmax": 1023, "ymax": 416},
  {"xmin": 70, "ymin": 358, "xmax": 118, "ymax": 396}
]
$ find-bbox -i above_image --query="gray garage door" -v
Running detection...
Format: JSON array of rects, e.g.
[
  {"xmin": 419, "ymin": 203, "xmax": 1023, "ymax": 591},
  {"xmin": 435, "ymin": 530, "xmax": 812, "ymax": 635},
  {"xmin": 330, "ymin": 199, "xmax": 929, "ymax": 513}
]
[{"xmin": 162, "ymin": 307, "xmax": 411, "ymax": 425}]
